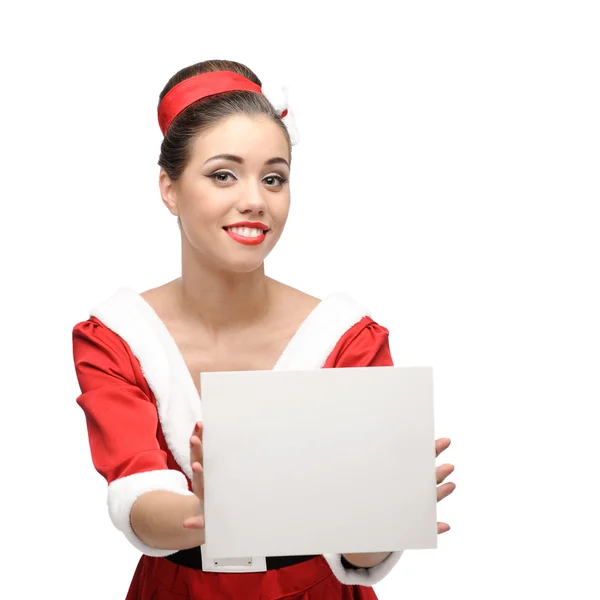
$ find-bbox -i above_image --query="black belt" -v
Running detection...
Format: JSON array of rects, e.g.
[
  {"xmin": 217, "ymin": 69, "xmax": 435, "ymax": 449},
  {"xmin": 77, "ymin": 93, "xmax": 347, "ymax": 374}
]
[{"xmin": 165, "ymin": 546, "xmax": 319, "ymax": 571}]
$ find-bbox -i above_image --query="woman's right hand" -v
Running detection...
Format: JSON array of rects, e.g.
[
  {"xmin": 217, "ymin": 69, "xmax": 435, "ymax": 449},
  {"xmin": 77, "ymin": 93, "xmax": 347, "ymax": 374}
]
[{"xmin": 183, "ymin": 421, "xmax": 205, "ymax": 530}]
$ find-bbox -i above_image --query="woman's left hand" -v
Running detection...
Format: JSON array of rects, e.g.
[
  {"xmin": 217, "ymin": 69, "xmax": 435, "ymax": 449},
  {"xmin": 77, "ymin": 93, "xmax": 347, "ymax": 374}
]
[{"xmin": 435, "ymin": 437, "xmax": 456, "ymax": 534}]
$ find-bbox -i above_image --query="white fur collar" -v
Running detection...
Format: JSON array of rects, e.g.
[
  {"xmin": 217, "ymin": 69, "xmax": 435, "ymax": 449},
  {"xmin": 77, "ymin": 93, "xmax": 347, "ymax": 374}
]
[{"xmin": 90, "ymin": 286, "xmax": 368, "ymax": 480}]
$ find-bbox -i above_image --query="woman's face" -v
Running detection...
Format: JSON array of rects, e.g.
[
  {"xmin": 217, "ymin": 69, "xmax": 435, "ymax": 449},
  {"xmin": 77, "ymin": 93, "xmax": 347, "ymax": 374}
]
[{"xmin": 161, "ymin": 114, "xmax": 291, "ymax": 274}]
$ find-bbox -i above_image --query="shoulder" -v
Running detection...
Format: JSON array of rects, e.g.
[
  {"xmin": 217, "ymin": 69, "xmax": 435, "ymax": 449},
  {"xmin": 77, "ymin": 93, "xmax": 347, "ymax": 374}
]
[
  {"xmin": 268, "ymin": 278, "xmax": 320, "ymax": 315},
  {"xmin": 139, "ymin": 280, "xmax": 177, "ymax": 317},
  {"xmin": 72, "ymin": 285, "xmax": 139, "ymax": 351},
  {"xmin": 72, "ymin": 316, "xmax": 126, "ymax": 353},
  {"xmin": 72, "ymin": 315, "xmax": 138, "ymax": 373},
  {"xmin": 325, "ymin": 315, "xmax": 393, "ymax": 368},
  {"xmin": 72, "ymin": 287, "xmax": 148, "ymax": 383},
  {"xmin": 269, "ymin": 278, "xmax": 370, "ymax": 325},
  {"xmin": 72, "ymin": 286, "xmax": 172, "ymax": 397},
  {"xmin": 269, "ymin": 278, "xmax": 380, "ymax": 340},
  {"xmin": 269, "ymin": 279, "xmax": 391, "ymax": 369}
]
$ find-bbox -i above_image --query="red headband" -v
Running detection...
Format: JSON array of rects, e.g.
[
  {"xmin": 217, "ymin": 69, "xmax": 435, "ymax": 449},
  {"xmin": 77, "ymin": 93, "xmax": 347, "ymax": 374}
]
[{"xmin": 157, "ymin": 71, "xmax": 262, "ymax": 136}]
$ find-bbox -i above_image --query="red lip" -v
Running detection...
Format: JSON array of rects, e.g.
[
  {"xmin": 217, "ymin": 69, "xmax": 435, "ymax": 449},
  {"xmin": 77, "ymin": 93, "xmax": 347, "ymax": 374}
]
[
  {"xmin": 224, "ymin": 221, "xmax": 269, "ymax": 230},
  {"xmin": 223, "ymin": 222, "xmax": 269, "ymax": 246}
]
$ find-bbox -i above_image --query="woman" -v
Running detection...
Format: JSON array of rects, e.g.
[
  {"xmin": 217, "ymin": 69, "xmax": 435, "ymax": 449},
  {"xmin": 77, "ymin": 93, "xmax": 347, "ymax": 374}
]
[{"xmin": 73, "ymin": 59, "xmax": 456, "ymax": 599}]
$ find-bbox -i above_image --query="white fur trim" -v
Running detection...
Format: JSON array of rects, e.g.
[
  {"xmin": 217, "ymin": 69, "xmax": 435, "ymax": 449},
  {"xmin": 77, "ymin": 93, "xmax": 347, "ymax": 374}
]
[
  {"xmin": 273, "ymin": 292, "xmax": 369, "ymax": 371},
  {"xmin": 323, "ymin": 551, "xmax": 404, "ymax": 586},
  {"xmin": 107, "ymin": 469, "xmax": 195, "ymax": 557},
  {"xmin": 91, "ymin": 287, "xmax": 201, "ymax": 480}
]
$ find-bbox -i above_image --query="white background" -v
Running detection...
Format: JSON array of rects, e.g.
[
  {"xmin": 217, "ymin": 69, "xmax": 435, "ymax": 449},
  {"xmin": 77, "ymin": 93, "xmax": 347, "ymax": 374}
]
[{"xmin": 1, "ymin": 1, "xmax": 599, "ymax": 598}]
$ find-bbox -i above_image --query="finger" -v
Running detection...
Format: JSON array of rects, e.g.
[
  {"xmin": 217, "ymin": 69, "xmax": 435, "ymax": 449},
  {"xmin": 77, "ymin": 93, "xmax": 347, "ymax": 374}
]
[
  {"xmin": 437, "ymin": 522, "xmax": 450, "ymax": 534},
  {"xmin": 183, "ymin": 515, "xmax": 205, "ymax": 530},
  {"xmin": 435, "ymin": 438, "xmax": 451, "ymax": 457},
  {"xmin": 192, "ymin": 460, "xmax": 204, "ymax": 500},
  {"xmin": 437, "ymin": 481, "xmax": 456, "ymax": 502},
  {"xmin": 436, "ymin": 463, "xmax": 454, "ymax": 484},
  {"xmin": 190, "ymin": 434, "xmax": 203, "ymax": 465}
]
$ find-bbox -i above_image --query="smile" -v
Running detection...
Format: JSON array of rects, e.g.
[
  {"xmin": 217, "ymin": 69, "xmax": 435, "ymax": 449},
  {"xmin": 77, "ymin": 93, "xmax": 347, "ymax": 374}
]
[{"xmin": 223, "ymin": 222, "xmax": 269, "ymax": 246}]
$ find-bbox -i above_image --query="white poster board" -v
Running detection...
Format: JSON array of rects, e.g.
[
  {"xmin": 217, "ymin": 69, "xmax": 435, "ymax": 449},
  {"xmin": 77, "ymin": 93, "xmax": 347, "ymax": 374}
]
[{"xmin": 201, "ymin": 366, "xmax": 437, "ymax": 559}]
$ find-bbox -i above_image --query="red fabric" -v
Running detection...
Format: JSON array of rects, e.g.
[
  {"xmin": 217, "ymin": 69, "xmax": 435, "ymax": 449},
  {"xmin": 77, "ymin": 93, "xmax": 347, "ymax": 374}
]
[
  {"xmin": 157, "ymin": 71, "xmax": 262, "ymax": 135},
  {"xmin": 73, "ymin": 318, "xmax": 184, "ymax": 485},
  {"xmin": 126, "ymin": 555, "xmax": 377, "ymax": 600},
  {"xmin": 323, "ymin": 317, "xmax": 392, "ymax": 369},
  {"xmin": 73, "ymin": 315, "xmax": 393, "ymax": 599}
]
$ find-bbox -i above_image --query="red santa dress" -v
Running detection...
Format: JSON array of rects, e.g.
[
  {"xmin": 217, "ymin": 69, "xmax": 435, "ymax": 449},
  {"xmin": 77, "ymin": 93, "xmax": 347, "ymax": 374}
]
[{"xmin": 72, "ymin": 287, "xmax": 403, "ymax": 599}]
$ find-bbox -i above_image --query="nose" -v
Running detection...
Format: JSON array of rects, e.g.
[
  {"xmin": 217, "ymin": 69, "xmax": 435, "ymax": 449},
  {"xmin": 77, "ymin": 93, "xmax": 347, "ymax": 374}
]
[{"xmin": 236, "ymin": 179, "xmax": 267, "ymax": 216}]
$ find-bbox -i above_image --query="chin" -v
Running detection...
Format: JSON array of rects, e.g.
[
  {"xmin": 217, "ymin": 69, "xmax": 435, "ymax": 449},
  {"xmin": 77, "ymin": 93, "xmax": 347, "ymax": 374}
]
[
  {"xmin": 216, "ymin": 237, "xmax": 278, "ymax": 274},
  {"xmin": 218, "ymin": 254, "xmax": 269, "ymax": 275}
]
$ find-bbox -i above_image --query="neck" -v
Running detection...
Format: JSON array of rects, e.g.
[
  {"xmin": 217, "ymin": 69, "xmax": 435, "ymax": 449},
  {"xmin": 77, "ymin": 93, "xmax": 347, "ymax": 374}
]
[{"xmin": 176, "ymin": 250, "xmax": 271, "ymax": 334}]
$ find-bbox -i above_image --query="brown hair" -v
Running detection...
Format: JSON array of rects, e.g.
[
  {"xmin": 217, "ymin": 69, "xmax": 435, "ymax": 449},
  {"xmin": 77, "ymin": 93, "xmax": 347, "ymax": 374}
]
[{"xmin": 157, "ymin": 59, "xmax": 291, "ymax": 180}]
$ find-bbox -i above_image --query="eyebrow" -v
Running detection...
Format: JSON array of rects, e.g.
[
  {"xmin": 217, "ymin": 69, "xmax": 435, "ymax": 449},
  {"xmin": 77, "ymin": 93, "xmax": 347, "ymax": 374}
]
[{"xmin": 204, "ymin": 154, "xmax": 289, "ymax": 168}]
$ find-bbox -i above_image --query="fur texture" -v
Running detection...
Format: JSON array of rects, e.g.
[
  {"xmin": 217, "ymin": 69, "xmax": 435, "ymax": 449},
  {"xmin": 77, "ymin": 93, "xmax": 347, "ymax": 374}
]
[{"xmin": 107, "ymin": 468, "xmax": 194, "ymax": 557}]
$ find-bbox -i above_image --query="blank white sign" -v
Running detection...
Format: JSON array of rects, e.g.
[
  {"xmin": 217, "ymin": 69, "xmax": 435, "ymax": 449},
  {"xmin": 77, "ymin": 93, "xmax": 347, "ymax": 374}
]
[{"xmin": 201, "ymin": 366, "xmax": 437, "ymax": 559}]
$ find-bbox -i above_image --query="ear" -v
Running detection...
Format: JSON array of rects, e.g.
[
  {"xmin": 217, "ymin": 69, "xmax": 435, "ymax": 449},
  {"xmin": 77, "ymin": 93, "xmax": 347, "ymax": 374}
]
[{"xmin": 159, "ymin": 170, "xmax": 179, "ymax": 217}]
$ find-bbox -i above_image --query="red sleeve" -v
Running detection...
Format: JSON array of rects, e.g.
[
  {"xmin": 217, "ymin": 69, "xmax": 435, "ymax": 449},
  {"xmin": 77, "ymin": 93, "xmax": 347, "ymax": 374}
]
[
  {"xmin": 72, "ymin": 318, "xmax": 170, "ymax": 484},
  {"xmin": 73, "ymin": 317, "xmax": 194, "ymax": 555},
  {"xmin": 323, "ymin": 316, "xmax": 393, "ymax": 368}
]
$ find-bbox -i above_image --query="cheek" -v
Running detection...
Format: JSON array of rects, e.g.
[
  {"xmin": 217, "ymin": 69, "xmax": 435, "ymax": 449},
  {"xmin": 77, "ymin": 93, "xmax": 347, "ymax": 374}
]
[
  {"xmin": 182, "ymin": 187, "xmax": 228, "ymax": 223},
  {"xmin": 272, "ymin": 195, "xmax": 291, "ymax": 226}
]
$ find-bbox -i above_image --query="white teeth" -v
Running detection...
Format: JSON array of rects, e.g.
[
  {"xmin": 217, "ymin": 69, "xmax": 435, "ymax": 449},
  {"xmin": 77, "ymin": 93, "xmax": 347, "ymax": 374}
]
[{"xmin": 227, "ymin": 227, "xmax": 264, "ymax": 238}]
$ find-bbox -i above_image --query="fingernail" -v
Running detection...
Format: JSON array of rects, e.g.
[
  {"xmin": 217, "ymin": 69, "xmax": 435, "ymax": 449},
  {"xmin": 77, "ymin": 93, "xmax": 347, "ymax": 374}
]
[{"xmin": 195, "ymin": 423, "xmax": 200, "ymax": 432}]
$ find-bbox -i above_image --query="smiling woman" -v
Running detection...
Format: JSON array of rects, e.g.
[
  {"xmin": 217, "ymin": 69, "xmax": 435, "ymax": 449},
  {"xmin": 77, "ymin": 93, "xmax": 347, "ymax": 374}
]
[
  {"xmin": 71, "ymin": 59, "xmax": 455, "ymax": 600},
  {"xmin": 159, "ymin": 107, "xmax": 291, "ymax": 274}
]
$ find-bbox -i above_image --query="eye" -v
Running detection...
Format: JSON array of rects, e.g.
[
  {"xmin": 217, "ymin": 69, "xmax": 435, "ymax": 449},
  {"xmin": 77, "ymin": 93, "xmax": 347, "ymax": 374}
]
[
  {"xmin": 208, "ymin": 170, "xmax": 237, "ymax": 184},
  {"xmin": 263, "ymin": 174, "xmax": 289, "ymax": 188}
]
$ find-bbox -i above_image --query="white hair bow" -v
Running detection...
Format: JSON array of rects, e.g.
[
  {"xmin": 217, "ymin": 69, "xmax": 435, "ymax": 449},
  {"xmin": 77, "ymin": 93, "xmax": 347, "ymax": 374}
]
[{"xmin": 261, "ymin": 82, "xmax": 300, "ymax": 146}]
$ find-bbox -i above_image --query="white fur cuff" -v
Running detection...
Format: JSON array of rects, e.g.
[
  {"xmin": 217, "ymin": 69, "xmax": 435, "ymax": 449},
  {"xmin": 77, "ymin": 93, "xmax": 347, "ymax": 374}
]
[
  {"xmin": 107, "ymin": 469, "xmax": 195, "ymax": 557},
  {"xmin": 323, "ymin": 551, "xmax": 404, "ymax": 587}
]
